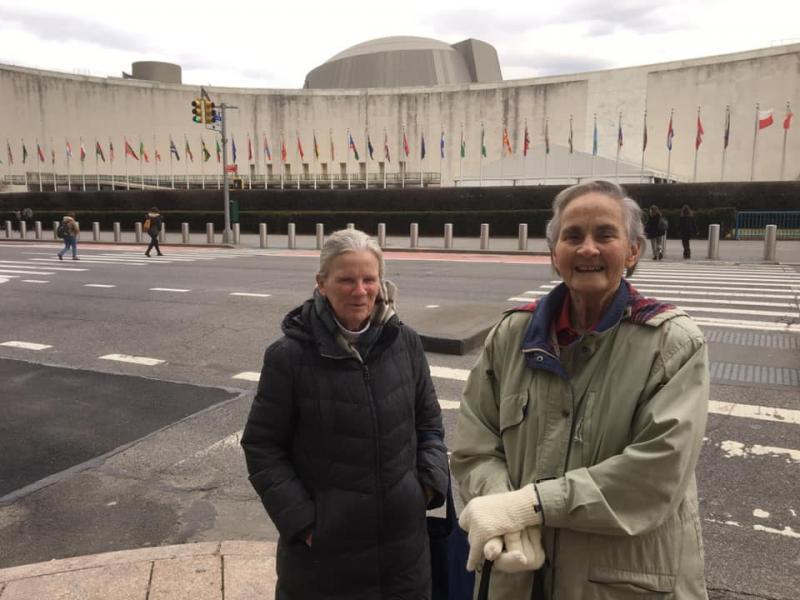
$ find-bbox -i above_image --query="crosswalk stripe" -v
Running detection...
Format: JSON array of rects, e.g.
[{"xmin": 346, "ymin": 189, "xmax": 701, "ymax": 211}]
[
  {"xmin": 694, "ymin": 318, "xmax": 800, "ymax": 333},
  {"xmin": 84, "ymin": 284, "xmax": 116, "ymax": 288},
  {"xmin": 0, "ymin": 341, "xmax": 52, "ymax": 350},
  {"xmin": 630, "ymin": 275, "xmax": 800, "ymax": 286},
  {"xmin": 149, "ymin": 287, "xmax": 190, "ymax": 293},
  {"xmin": 99, "ymin": 353, "xmax": 165, "ymax": 366},
  {"xmin": 230, "ymin": 292, "xmax": 272, "ymax": 298},
  {"xmin": 0, "ymin": 269, "xmax": 56, "ymax": 275},
  {"xmin": 719, "ymin": 440, "xmax": 800, "ymax": 461}
]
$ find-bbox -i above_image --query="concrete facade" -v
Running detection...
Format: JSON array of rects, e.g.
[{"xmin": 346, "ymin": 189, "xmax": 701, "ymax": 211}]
[{"xmin": 1, "ymin": 42, "xmax": 797, "ymax": 187}]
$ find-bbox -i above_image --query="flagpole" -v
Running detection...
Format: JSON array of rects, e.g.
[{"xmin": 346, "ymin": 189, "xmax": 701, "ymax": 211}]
[
  {"xmin": 750, "ymin": 103, "xmax": 759, "ymax": 181},
  {"xmin": 50, "ymin": 137, "xmax": 56, "ymax": 191},
  {"xmin": 439, "ymin": 125, "xmax": 443, "ymax": 186},
  {"xmin": 154, "ymin": 135, "xmax": 159, "ymax": 188},
  {"xmin": 721, "ymin": 105, "xmax": 729, "ymax": 181},
  {"xmin": 666, "ymin": 109, "xmax": 673, "ymax": 182},
  {"xmin": 313, "ymin": 130, "xmax": 318, "ymax": 190},
  {"xmin": 780, "ymin": 101, "xmax": 790, "ymax": 181},
  {"xmin": 67, "ymin": 138, "xmax": 72, "ymax": 191},
  {"xmin": 591, "ymin": 114, "xmax": 597, "ymax": 179},
  {"xmin": 296, "ymin": 130, "xmax": 300, "ymax": 190},
  {"xmin": 125, "ymin": 138, "xmax": 130, "ymax": 190},
  {"xmin": 329, "ymin": 129, "xmax": 334, "ymax": 190},
  {"xmin": 110, "ymin": 138, "xmax": 115, "ymax": 191},
  {"xmin": 78, "ymin": 137, "xmax": 85, "ymax": 191},
  {"xmin": 169, "ymin": 138, "xmax": 175, "ymax": 189},
  {"xmin": 401, "ymin": 126, "xmax": 405, "ymax": 189},
  {"xmin": 419, "ymin": 128, "xmax": 424, "ymax": 188},
  {"xmin": 500, "ymin": 121, "xmax": 505, "ymax": 181},
  {"xmin": 184, "ymin": 136, "xmax": 189, "ymax": 190},
  {"xmin": 615, "ymin": 113, "xmax": 621, "ymax": 183},
  {"xmin": 139, "ymin": 136, "xmax": 144, "ymax": 187},
  {"xmin": 200, "ymin": 136, "xmax": 206, "ymax": 190},
  {"xmin": 365, "ymin": 126, "xmax": 369, "ymax": 190},
  {"xmin": 567, "ymin": 115, "xmax": 573, "ymax": 183},
  {"xmin": 640, "ymin": 110, "xmax": 647, "ymax": 183},
  {"xmin": 459, "ymin": 123, "xmax": 464, "ymax": 184},
  {"xmin": 36, "ymin": 138, "xmax": 42, "ymax": 192},
  {"xmin": 22, "ymin": 139, "xmax": 28, "ymax": 190},
  {"xmin": 95, "ymin": 137, "xmax": 100, "ymax": 190},
  {"xmin": 479, "ymin": 122, "xmax": 484, "ymax": 187},
  {"xmin": 383, "ymin": 129, "xmax": 388, "ymax": 190}
]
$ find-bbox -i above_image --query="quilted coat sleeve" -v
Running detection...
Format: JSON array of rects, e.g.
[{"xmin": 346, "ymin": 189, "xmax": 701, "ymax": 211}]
[
  {"xmin": 241, "ymin": 340, "xmax": 315, "ymax": 542},
  {"xmin": 536, "ymin": 317, "xmax": 709, "ymax": 536},
  {"xmin": 408, "ymin": 329, "xmax": 449, "ymax": 509}
]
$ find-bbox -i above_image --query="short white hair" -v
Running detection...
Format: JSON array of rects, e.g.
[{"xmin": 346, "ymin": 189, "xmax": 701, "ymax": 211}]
[{"xmin": 318, "ymin": 229, "xmax": 385, "ymax": 280}]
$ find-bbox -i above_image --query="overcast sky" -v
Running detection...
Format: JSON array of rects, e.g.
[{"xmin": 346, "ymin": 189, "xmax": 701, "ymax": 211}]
[{"xmin": 0, "ymin": 0, "xmax": 797, "ymax": 89}]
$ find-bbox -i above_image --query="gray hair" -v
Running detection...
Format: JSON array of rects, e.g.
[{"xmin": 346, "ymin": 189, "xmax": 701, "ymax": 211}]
[
  {"xmin": 545, "ymin": 180, "xmax": 644, "ymax": 276},
  {"xmin": 318, "ymin": 229, "xmax": 385, "ymax": 280}
]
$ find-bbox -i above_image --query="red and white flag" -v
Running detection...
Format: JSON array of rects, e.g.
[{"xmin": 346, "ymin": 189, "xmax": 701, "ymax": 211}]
[
  {"xmin": 783, "ymin": 109, "xmax": 794, "ymax": 130},
  {"xmin": 695, "ymin": 116, "xmax": 704, "ymax": 150},
  {"xmin": 758, "ymin": 109, "xmax": 774, "ymax": 130}
]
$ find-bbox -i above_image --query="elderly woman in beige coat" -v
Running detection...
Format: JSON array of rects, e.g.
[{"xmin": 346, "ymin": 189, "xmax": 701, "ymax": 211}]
[{"xmin": 452, "ymin": 180, "xmax": 710, "ymax": 599}]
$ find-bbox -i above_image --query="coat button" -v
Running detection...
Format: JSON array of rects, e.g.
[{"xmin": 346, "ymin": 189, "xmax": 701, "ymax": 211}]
[
  {"xmin": 536, "ymin": 356, "xmax": 544, "ymax": 362},
  {"xmin": 581, "ymin": 346, "xmax": 591, "ymax": 354},
  {"xmin": 562, "ymin": 409, "xmax": 570, "ymax": 418}
]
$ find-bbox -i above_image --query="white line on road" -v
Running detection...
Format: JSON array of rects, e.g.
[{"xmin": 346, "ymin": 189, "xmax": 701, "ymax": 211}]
[
  {"xmin": 149, "ymin": 287, "xmax": 190, "ymax": 293},
  {"xmin": 0, "ymin": 261, "xmax": 87, "ymax": 271},
  {"xmin": 430, "ymin": 366, "xmax": 470, "ymax": 381},
  {"xmin": 21, "ymin": 279, "xmax": 49, "ymax": 284},
  {"xmin": 0, "ymin": 341, "xmax": 53, "ymax": 350},
  {"xmin": 229, "ymin": 292, "xmax": 272, "ymax": 298},
  {"xmin": 99, "ymin": 354, "xmax": 165, "ymax": 366},
  {"xmin": 0, "ymin": 269, "xmax": 56, "ymax": 275},
  {"xmin": 679, "ymin": 305, "xmax": 798, "ymax": 318},
  {"xmin": 31, "ymin": 258, "xmax": 146, "ymax": 266},
  {"xmin": 84, "ymin": 284, "xmax": 117, "ymax": 288},
  {"xmin": 719, "ymin": 440, "xmax": 800, "ymax": 462},
  {"xmin": 232, "ymin": 371, "xmax": 260, "ymax": 381},
  {"xmin": 753, "ymin": 524, "xmax": 800, "ymax": 539},
  {"xmin": 693, "ymin": 318, "xmax": 800, "ymax": 333}
]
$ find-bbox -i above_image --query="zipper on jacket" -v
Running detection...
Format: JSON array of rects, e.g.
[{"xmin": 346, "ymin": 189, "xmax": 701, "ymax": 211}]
[{"xmin": 363, "ymin": 364, "xmax": 385, "ymax": 595}]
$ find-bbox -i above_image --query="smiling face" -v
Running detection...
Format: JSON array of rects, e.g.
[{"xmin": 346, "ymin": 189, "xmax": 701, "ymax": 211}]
[
  {"xmin": 552, "ymin": 192, "xmax": 640, "ymax": 311},
  {"xmin": 316, "ymin": 250, "xmax": 381, "ymax": 330}
]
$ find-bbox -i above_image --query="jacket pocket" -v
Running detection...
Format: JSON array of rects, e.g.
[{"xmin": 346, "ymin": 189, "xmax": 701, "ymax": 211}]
[
  {"xmin": 587, "ymin": 510, "xmax": 683, "ymax": 594},
  {"xmin": 499, "ymin": 392, "xmax": 528, "ymax": 433}
]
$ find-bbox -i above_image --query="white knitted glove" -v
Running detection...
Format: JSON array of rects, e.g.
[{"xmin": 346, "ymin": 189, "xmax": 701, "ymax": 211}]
[
  {"xmin": 458, "ymin": 484, "xmax": 542, "ymax": 571},
  {"xmin": 483, "ymin": 527, "xmax": 546, "ymax": 573}
]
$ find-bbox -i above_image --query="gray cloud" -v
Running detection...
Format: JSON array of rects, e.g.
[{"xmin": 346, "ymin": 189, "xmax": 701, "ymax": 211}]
[
  {"xmin": 0, "ymin": 7, "xmax": 151, "ymax": 52},
  {"xmin": 430, "ymin": 9, "xmax": 533, "ymax": 38},
  {"xmin": 503, "ymin": 49, "xmax": 612, "ymax": 76},
  {"xmin": 553, "ymin": 0, "xmax": 688, "ymax": 36}
]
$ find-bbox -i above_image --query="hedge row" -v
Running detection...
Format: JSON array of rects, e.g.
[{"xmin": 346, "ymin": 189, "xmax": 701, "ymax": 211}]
[{"xmin": 23, "ymin": 207, "xmax": 738, "ymax": 238}]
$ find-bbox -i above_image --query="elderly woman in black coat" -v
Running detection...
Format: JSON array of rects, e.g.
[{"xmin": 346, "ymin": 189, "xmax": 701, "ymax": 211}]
[{"xmin": 242, "ymin": 228, "xmax": 449, "ymax": 600}]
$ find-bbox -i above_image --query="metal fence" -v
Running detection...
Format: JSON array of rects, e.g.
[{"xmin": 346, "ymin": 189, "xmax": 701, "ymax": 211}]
[{"xmin": 734, "ymin": 211, "xmax": 800, "ymax": 240}]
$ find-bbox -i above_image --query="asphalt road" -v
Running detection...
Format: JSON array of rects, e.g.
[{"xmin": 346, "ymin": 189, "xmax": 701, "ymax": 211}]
[{"xmin": 0, "ymin": 241, "xmax": 798, "ymax": 600}]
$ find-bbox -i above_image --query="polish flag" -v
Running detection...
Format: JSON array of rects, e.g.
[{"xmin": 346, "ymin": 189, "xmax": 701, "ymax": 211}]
[
  {"xmin": 757, "ymin": 109, "xmax": 774, "ymax": 130},
  {"xmin": 783, "ymin": 110, "xmax": 794, "ymax": 130}
]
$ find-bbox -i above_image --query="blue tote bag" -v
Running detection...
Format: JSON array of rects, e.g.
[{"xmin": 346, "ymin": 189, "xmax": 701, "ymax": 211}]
[{"xmin": 428, "ymin": 480, "xmax": 475, "ymax": 600}]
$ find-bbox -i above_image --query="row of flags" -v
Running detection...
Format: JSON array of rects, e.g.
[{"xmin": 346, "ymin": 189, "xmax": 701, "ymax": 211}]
[{"xmin": 5, "ymin": 104, "xmax": 793, "ymax": 168}]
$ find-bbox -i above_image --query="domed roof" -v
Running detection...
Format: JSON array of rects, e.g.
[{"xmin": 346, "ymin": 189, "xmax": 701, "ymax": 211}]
[{"xmin": 327, "ymin": 36, "xmax": 456, "ymax": 62}]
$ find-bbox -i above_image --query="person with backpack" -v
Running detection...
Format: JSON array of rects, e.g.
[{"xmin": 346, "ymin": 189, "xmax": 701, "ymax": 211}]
[
  {"xmin": 144, "ymin": 207, "xmax": 164, "ymax": 257},
  {"xmin": 56, "ymin": 213, "xmax": 80, "ymax": 260},
  {"xmin": 679, "ymin": 204, "xmax": 697, "ymax": 259},
  {"xmin": 644, "ymin": 205, "xmax": 667, "ymax": 260}
]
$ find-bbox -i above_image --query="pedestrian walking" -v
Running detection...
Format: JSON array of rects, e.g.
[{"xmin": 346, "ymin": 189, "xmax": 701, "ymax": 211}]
[
  {"xmin": 452, "ymin": 180, "xmax": 709, "ymax": 599},
  {"xmin": 644, "ymin": 204, "xmax": 667, "ymax": 260},
  {"xmin": 56, "ymin": 212, "xmax": 80, "ymax": 260},
  {"xmin": 680, "ymin": 204, "xmax": 697, "ymax": 259},
  {"xmin": 22, "ymin": 207, "xmax": 34, "ymax": 231},
  {"xmin": 143, "ymin": 206, "xmax": 164, "ymax": 257},
  {"xmin": 241, "ymin": 229, "xmax": 449, "ymax": 600}
]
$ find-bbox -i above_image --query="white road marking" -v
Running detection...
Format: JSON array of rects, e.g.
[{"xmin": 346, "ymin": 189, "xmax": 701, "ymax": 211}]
[
  {"xmin": 753, "ymin": 524, "xmax": 800, "ymax": 539},
  {"xmin": 230, "ymin": 292, "xmax": 272, "ymax": 298},
  {"xmin": 719, "ymin": 440, "xmax": 800, "ymax": 462},
  {"xmin": 21, "ymin": 279, "xmax": 49, "ymax": 284},
  {"xmin": 232, "ymin": 371, "xmax": 260, "ymax": 381},
  {"xmin": 676, "ymin": 306, "xmax": 798, "ymax": 318},
  {"xmin": 439, "ymin": 399, "xmax": 461, "ymax": 410},
  {"xmin": 31, "ymin": 258, "xmax": 146, "ymax": 266},
  {"xmin": 0, "ymin": 261, "xmax": 87, "ymax": 271},
  {"xmin": 0, "ymin": 269, "xmax": 56, "ymax": 275},
  {"xmin": 629, "ymin": 275, "xmax": 800, "ymax": 286},
  {"xmin": 753, "ymin": 509, "xmax": 770, "ymax": 519},
  {"xmin": 0, "ymin": 341, "xmax": 53, "ymax": 350},
  {"xmin": 84, "ymin": 284, "xmax": 117, "ymax": 288},
  {"xmin": 624, "ymin": 287, "xmax": 797, "ymax": 300},
  {"xmin": 99, "ymin": 354, "xmax": 165, "ymax": 366},
  {"xmin": 430, "ymin": 366, "xmax": 469, "ymax": 381},
  {"xmin": 149, "ymin": 287, "xmax": 190, "ymax": 293},
  {"xmin": 426, "ymin": 304, "xmax": 441, "ymax": 309},
  {"xmin": 693, "ymin": 318, "xmax": 800, "ymax": 333}
]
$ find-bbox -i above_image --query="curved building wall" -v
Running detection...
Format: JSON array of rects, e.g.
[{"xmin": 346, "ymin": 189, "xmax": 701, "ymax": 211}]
[{"xmin": 1, "ymin": 43, "xmax": 798, "ymax": 186}]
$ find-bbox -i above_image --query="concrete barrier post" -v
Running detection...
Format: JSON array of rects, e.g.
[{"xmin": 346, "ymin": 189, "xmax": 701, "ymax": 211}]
[
  {"xmin": 259, "ymin": 223, "xmax": 268, "ymax": 248},
  {"xmin": 206, "ymin": 223, "xmax": 214, "ymax": 244},
  {"xmin": 316, "ymin": 223, "xmax": 324, "ymax": 249},
  {"xmin": 159, "ymin": 223, "xmax": 166, "ymax": 243},
  {"xmin": 181, "ymin": 223, "xmax": 190, "ymax": 244},
  {"xmin": 410, "ymin": 223, "xmax": 419, "ymax": 248},
  {"xmin": 4, "ymin": 221, "xmax": 11, "ymax": 238},
  {"xmin": 113, "ymin": 222, "xmax": 121, "ymax": 242},
  {"xmin": 233, "ymin": 223, "xmax": 241, "ymax": 245},
  {"xmin": 518, "ymin": 224, "xmax": 528, "ymax": 251},
  {"xmin": 346, "ymin": 222, "xmax": 355, "ymax": 230},
  {"xmin": 480, "ymin": 223, "xmax": 490, "ymax": 250},
  {"xmin": 288, "ymin": 223, "xmax": 296, "ymax": 249},
  {"xmin": 134, "ymin": 222, "xmax": 143, "ymax": 243},
  {"xmin": 75, "ymin": 222, "xmax": 80, "ymax": 240},
  {"xmin": 34, "ymin": 221, "xmax": 42, "ymax": 240},
  {"xmin": 52, "ymin": 221, "xmax": 59, "ymax": 240},
  {"xmin": 19, "ymin": 221, "xmax": 27, "ymax": 239},
  {"xmin": 707, "ymin": 224, "xmax": 720, "ymax": 260},
  {"xmin": 763, "ymin": 224, "xmax": 777, "ymax": 261},
  {"xmin": 377, "ymin": 223, "xmax": 386, "ymax": 248},
  {"xmin": 92, "ymin": 222, "xmax": 100, "ymax": 241},
  {"xmin": 444, "ymin": 223, "xmax": 453, "ymax": 249}
]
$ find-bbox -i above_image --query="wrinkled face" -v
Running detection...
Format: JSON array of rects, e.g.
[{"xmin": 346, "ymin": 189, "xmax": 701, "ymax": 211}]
[
  {"xmin": 316, "ymin": 250, "xmax": 380, "ymax": 330},
  {"xmin": 552, "ymin": 193, "xmax": 640, "ymax": 307}
]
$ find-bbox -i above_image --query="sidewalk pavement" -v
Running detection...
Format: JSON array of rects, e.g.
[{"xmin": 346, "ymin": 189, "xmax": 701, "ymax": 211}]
[{"xmin": 0, "ymin": 541, "xmax": 277, "ymax": 600}]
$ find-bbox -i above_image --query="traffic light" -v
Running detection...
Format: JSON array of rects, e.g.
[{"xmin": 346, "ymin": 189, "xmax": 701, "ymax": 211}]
[
  {"xmin": 204, "ymin": 101, "xmax": 218, "ymax": 124},
  {"xmin": 191, "ymin": 98, "xmax": 204, "ymax": 124}
]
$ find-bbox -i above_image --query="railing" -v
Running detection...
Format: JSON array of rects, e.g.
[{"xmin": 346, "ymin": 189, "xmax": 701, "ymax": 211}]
[{"xmin": 734, "ymin": 211, "xmax": 800, "ymax": 240}]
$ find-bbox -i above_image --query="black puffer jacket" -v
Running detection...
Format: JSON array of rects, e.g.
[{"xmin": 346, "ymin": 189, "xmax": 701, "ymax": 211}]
[{"xmin": 242, "ymin": 298, "xmax": 449, "ymax": 600}]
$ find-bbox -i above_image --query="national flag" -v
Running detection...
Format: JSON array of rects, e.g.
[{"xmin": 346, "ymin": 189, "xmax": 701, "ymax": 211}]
[
  {"xmin": 723, "ymin": 107, "xmax": 731, "ymax": 149},
  {"xmin": 313, "ymin": 133, "xmax": 320, "ymax": 160},
  {"xmin": 642, "ymin": 119, "xmax": 648, "ymax": 152},
  {"xmin": 695, "ymin": 116, "xmax": 704, "ymax": 150},
  {"xmin": 80, "ymin": 141, "xmax": 87, "ymax": 162},
  {"xmin": 65, "ymin": 140, "xmax": 73, "ymax": 159},
  {"xmin": 367, "ymin": 135, "xmax": 374, "ymax": 160},
  {"xmin": 502, "ymin": 127, "xmax": 512, "ymax": 156},
  {"xmin": 297, "ymin": 135, "xmax": 304, "ymax": 160},
  {"xmin": 230, "ymin": 137, "xmax": 235, "ymax": 163},
  {"xmin": 544, "ymin": 121, "xmax": 550, "ymax": 155},
  {"xmin": 125, "ymin": 139, "xmax": 139, "ymax": 160},
  {"xmin": 758, "ymin": 109, "xmax": 774, "ymax": 130},
  {"xmin": 50, "ymin": 148, "xmax": 55, "ymax": 164},
  {"xmin": 37, "ymin": 143, "xmax": 45, "ymax": 162},
  {"xmin": 783, "ymin": 108, "xmax": 794, "ymax": 130},
  {"xmin": 95, "ymin": 141, "xmax": 106, "ymax": 162},
  {"xmin": 439, "ymin": 131, "xmax": 445, "ymax": 159},
  {"xmin": 523, "ymin": 125, "xmax": 530, "ymax": 156},
  {"xmin": 420, "ymin": 134, "xmax": 426, "ymax": 160},
  {"xmin": 263, "ymin": 135, "xmax": 271, "ymax": 161},
  {"xmin": 185, "ymin": 138, "xmax": 194, "ymax": 162},
  {"xmin": 480, "ymin": 127, "xmax": 486, "ymax": 157},
  {"xmin": 568, "ymin": 120, "xmax": 573, "ymax": 154},
  {"xmin": 402, "ymin": 131, "xmax": 410, "ymax": 157},
  {"xmin": 109, "ymin": 140, "xmax": 115, "ymax": 162},
  {"xmin": 666, "ymin": 115, "xmax": 674, "ymax": 151},
  {"xmin": 248, "ymin": 135, "xmax": 254, "ymax": 162},
  {"xmin": 592, "ymin": 119, "xmax": 598, "ymax": 156},
  {"xmin": 6, "ymin": 141, "xmax": 13, "ymax": 164},
  {"xmin": 383, "ymin": 131, "xmax": 391, "ymax": 162},
  {"xmin": 280, "ymin": 138, "xmax": 286, "ymax": 162},
  {"xmin": 169, "ymin": 138, "xmax": 180, "ymax": 161},
  {"xmin": 216, "ymin": 140, "xmax": 222, "ymax": 163},
  {"xmin": 201, "ymin": 139, "xmax": 211, "ymax": 162},
  {"xmin": 330, "ymin": 132, "xmax": 335, "ymax": 161},
  {"xmin": 139, "ymin": 141, "xmax": 149, "ymax": 163},
  {"xmin": 348, "ymin": 132, "xmax": 359, "ymax": 160},
  {"xmin": 617, "ymin": 122, "xmax": 623, "ymax": 148},
  {"xmin": 22, "ymin": 142, "xmax": 28, "ymax": 164},
  {"xmin": 155, "ymin": 149, "xmax": 162, "ymax": 162},
  {"xmin": 460, "ymin": 130, "xmax": 465, "ymax": 158}
]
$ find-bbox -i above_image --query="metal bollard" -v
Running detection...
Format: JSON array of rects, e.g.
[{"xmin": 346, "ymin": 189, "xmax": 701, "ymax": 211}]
[
  {"xmin": 707, "ymin": 224, "xmax": 720, "ymax": 260},
  {"xmin": 444, "ymin": 223, "xmax": 453, "ymax": 249},
  {"xmin": 5, "ymin": 220, "xmax": 12, "ymax": 238},
  {"xmin": 20, "ymin": 221, "xmax": 27, "ymax": 239},
  {"xmin": 233, "ymin": 223, "xmax": 240, "ymax": 245},
  {"xmin": 206, "ymin": 223, "xmax": 215, "ymax": 244},
  {"xmin": 518, "ymin": 224, "xmax": 528, "ymax": 251},
  {"xmin": 52, "ymin": 221, "xmax": 60, "ymax": 240},
  {"xmin": 480, "ymin": 223, "xmax": 490, "ymax": 250},
  {"xmin": 75, "ymin": 222, "xmax": 80, "ymax": 240},
  {"xmin": 316, "ymin": 223, "xmax": 324, "ymax": 249},
  {"xmin": 181, "ymin": 223, "xmax": 190, "ymax": 244},
  {"xmin": 259, "ymin": 223, "xmax": 268, "ymax": 249},
  {"xmin": 377, "ymin": 223, "xmax": 386, "ymax": 248},
  {"xmin": 346, "ymin": 222, "xmax": 355, "ymax": 230},
  {"xmin": 288, "ymin": 223, "xmax": 296, "ymax": 249},
  {"xmin": 159, "ymin": 223, "xmax": 166, "ymax": 243},
  {"xmin": 410, "ymin": 223, "xmax": 419, "ymax": 249},
  {"xmin": 34, "ymin": 221, "xmax": 42, "ymax": 240},
  {"xmin": 113, "ymin": 222, "xmax": 121, "ymax": 242},
  {"xmin": 763, "ymin": 224, "xmax": 777, "ymax": 261},
  {"xmin": 134, "ymin": 222, "xmax": 143, "ymax": 243},
  {"xmin": 92, "ymin": 222, "xmax": 100, "ymax": 241}
]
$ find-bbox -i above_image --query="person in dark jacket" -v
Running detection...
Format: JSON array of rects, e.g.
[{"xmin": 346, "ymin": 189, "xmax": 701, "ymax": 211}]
[
  {"xmin": 241, "ymin": 228, "xmax": 449, "ymax": 600},
  {"xmin": 644, "ymin": 205, "xmax": 667, "ymax": 260},
  {"xmin": 679, "ymin": 204, "xmax": 697, "ymax": 259},
  {"xmin": 144, "ymin": 206, "xmax": 164, "ymax": 257}
]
